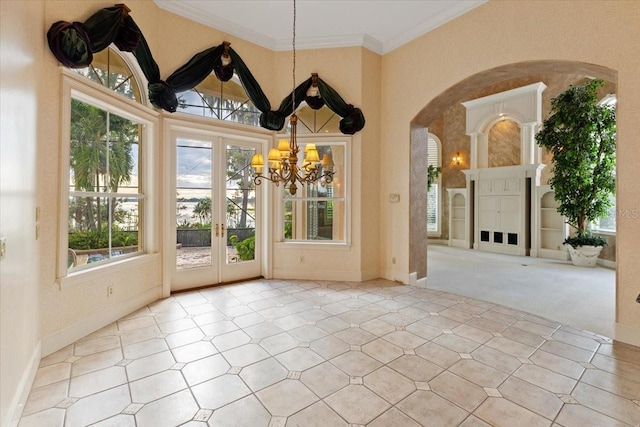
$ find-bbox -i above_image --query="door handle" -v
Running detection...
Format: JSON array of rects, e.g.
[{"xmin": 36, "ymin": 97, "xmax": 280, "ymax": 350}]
[
  {"xmin": 215, "ymin": 223, "xmax": 219, "ymax": 237},
  {"xmin": 221, "ymin": 224, "xmax": 225, "ymax": 238}
]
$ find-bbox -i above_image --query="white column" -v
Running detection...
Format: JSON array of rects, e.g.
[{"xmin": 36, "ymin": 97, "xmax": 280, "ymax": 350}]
[
  {"xmin": 468, "ymin": 132, "xmax": 478, "ymax": 169},
  {"xmin": 520, "ymin": 122, "xmax": 538, "ymax": 165},
  {"xmin": 477, "ymin": 132, "xmax": 488, "ymax": 168}
]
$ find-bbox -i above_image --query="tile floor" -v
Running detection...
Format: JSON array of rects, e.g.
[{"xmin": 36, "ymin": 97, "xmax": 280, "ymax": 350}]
[{"xmin": 19, "ymin": 279, "xmax": 640, "ymax": 427}]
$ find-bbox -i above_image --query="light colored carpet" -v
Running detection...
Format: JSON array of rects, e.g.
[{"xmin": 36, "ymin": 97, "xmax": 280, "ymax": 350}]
[{"xmin": 426, "ymin": 244, "xmax": 615, "ymax": 338}]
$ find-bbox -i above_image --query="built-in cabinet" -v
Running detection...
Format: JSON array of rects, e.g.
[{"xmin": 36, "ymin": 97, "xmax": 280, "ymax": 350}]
[
  {"xmin": 447, "ymin": 189, "xmax": 469, "ymax": 248},
  {"xmin": 537, "ymin": 185, "xmax": 569, "ymax": 260}
]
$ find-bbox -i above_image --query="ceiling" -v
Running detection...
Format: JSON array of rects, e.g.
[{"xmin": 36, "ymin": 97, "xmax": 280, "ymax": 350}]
[{"xmin": 153, "ymin": 0, "xmax": 487, "ymax": 55}]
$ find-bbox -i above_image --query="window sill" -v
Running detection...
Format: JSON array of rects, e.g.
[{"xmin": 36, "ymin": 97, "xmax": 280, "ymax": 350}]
[
  {"xmin": 590, "ymin": 230, "xmax": 616, "ymax": 237},
  {"xmin": 274, "ymin": 241, "xmax": 351, "ymax": 251},
  {"xmin": 58, "ymin": 253, "xmax": 159, "ymax": 289}
]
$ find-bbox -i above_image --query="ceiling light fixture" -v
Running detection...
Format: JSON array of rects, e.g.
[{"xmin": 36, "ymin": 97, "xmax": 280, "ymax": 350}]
[{"xmin": 250, "ymin": 0, "xmax": 334, "ymax": 195}]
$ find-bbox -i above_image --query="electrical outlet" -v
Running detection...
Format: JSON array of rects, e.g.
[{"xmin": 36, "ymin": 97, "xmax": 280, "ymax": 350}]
[
  {"xmin": 299, "ymin": 256, "xmax": 305, "ymax": 263},
  {"xmin": 107, "ymin": 286, "xmax": 114, "ymax": 297},
  {"xmin": 0, "ymin": 237, "xmax": 6, "ymax": 260}
]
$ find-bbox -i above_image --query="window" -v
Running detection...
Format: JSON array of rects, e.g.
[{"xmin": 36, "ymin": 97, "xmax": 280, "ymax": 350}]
[
  {"xmin": 62, "ymin": 48, "xmax": 156, "ymax": 277},
  {"xmin": 176, "ymin": 73, "xmax": 261, "ymax": 126},
  {"xmin": 282, "ymin": 137, "xmax": 348, "ymax": 243},
  {"xmin": 590, "ymin": 95, "xmax": 617, "ymax": 234},
  {"xmin": 427, "ymin": 134, "xmax": 442, "ymax": 235}
]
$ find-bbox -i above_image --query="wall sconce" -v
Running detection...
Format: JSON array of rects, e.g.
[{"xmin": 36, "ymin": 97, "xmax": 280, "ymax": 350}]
[{"xmin": 452, "ymin": 152, "xmax": 462, "ymax": 166}]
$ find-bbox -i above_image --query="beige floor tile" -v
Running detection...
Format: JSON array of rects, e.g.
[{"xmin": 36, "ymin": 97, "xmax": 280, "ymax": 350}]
[
  {"xmin": 222, "ymin": 343, "xmax": 270, "ymax": 367},
  {"xmin": 388, "ymin": 355, "xmax": 443, "ymax": 382},
  {"xmin": 65, "ymin": 384, "xmax": 130, "ymax": 427},
  {"xmin": 40, "ymin": 345, "xmax": 74, "ymax": 368},
  {"xmin": 158, "ymin": 318, "xmax": 198, "ymax": 334},
  {"xmin": 240, "ymin": 357, "xmax": 288, "ymax": 392},
  {"xmin": 597, "ymin": 342, "xmax": 640, "ymax": 366},
  {"xmin": 275, "ymin": 347, "xmax": 324, "ymax": 371},
  {"xmin": 192, "ymin": 310, "xmax": 226, "ymax": 326},
  {"xmin": 199, "ymin": 319, "xmax": 239, "ymax": 337},
  {"xmin": 212, "ymin": 329, "xmax": 251, "ymax": 352},
  {"xmin": 135, "ymin": 389, "xmax": 199, "ymax": 427},
  {"xmin": 512, "ymin": 320, "xmax": 557, "ymax": 337},
  {"xmin": 300, "ymin": 361, "xmax": 349, "ymax": 398},
  {"xmin": 32, "ymin": 363, "xmax": 71, "ymax": 389},
  {"xmin": 285, "ymin": 401, "xmax": 347, "ymax": 427},
  {"xmin": 470, "ymin": 346, "xmax": 521, "ymax": 374},
  {"xmin": 500, "ymin": 326, "xmax": 546, "ymax": 348},
  {"xmin": 539, "ymin": 340, "xmax": 595, "ymax": 363},
  {"xmin": 182, "ymin": 353, "xmax": 230, "ymax": 386},
  {"xmin": 498, "ymin": 376, "xmax": 563, "ymax": 419},
  {"xmin": 171, "ymin": 340, "xmax": 217, "ymax": 363},
  {"xmin": 529, "ymin": 349, "xmax": 585, "ymax": 380},
  {"xmin": 69, "ymin": 366, "xmax": 127, "ymax": 398},
  {"xmin": 513, "ymin": 364, "xmax": 577, "ymax": 394},
  {"xmin": 334, "ymin": 327, "xmax": 376, "ymax": 346},
  {"xmin": 325, "ymin": 384, "xmax": 390, "ymax": 424},
  {"xmin": 362, "ymin": 338, "xmax": 404, "ymax": 364},
  {"xmin": 74, "ymin": 335, "xmax": 121, "ymax": 357},
  {"xmin": 117, "ymin": 315, "xmax": 157, "ymax": 332},
  {"xmin": 459, "ymin": 415, "xmax": 492, "ymax": 427},
  {"xmin": 192, "ymin": 374, "xmax": 251, "ymax": 410},
  {"xmin": 382, "ymin": 331, "xmax": 426, "ymax": 350},
  {"xmin": 481, "ymin": 310, "xmax": 518, "ymax": 327},
  {"xmin": 571, "ymin": 382, "xmax": 640, "ymax": 425},
  {"xmin": 130, "ymin": 369, "xmax": 187, "ymax": 403},
  {"xmin": 259, "ymin": 332, "xmax": 299, "ymax": 356},
  {"xmin": 123, "ymin": 338, "xmax": 168, "ymax": 360},
  {"xmin": 331, "ymin": 350, "xmax": 382, "ymax": 377},
  {"xmin": 439, "ymin": 307, "xmax": 475, "ymax": 323},
  {"xmin": 368, "ymin": 407, "xmax": 421, "ymax": 427},
  {"xmin": 208, "ymin": 395, "xmax": 271, "ymax": 427},
  {"xmin": 165, "ymin": 327, "xmax": 205, "ymax": 349},
  {"xmin": 485, "ymin": 336, "xmax": 536, "ymax": 358},
  {"xmin": 91, "ymin": 413, "xmax": 137, "ymax": 426},
  {"xmin": 453, "ymin": 324, "xmax": 494, "ymax": 344},
  {"xmin": 473, "ymin": 397, "xmax": 551, "ymax": 427},
  {"xmin": 432, "ymin": 333, "xmax": 480, "ymax": 354},
  {"xmin": 71, "ymin": 348, "xmax": 123, "ymax": 377},
  {"xmin": 17, "ymin": 408, "xmax": 65, "ymax": 427},
  {"xmin": 551, "ymin": 329, "xmax": 600, "ymax": 352},
  {"xmin": 364, "ymin": 366, "xmax": 416, "ymax": 404},
  {"xmin": 429, "ymin": 371, "xmax": 488, "ymax": 412},
  {"xmin": 397, "ymin": 390, "xmax": 468, "ymax": 426},
  {"xmin": 465, "ymin": 317, "xmax": 509, "ymax": 334},
  {"xmin": 449, "ymin": 359, "xmax": 508, "ymax": 388},
  {"xmin": 309, "ymin": 335, "xmax": 350, "ymax": 360},
  {"xmin": 22, "ymin": 379, "xmax": 69, "ymax": 416},
  {"xmin": 554, "ymin": 403, "xmax": 631, "ymax": 427},
  {"xmin": 274, "ymin": 314, "xmax": 308, "ymax": 331},
  {"xmin": 232, "ymin": 312, "xmax": 266, "ymax": 328},
  {"xmin": 119, "ymin": 324, "xmax": 162, "ymax": 347},
  {"xmin": 126, "ymin": 350, "xmax": 175, "ymax": 381},
  {"xmin": 377, "ymin": 312, "xmax": 417, "ymax": 327},
  {"xmin": 256, "ymin": 379, "xmax": 318, "ymax": 416},
  {"xmin": 360, "ymin": 318, "xmax": 397, "ymax": 336},
  {"xmin": 244, "ymin": 322, "xmax": 285, "ymax": 339},
  {"xmin": 581, "ymin": 368, "xmax": 640, "ymax": 400},
  {"xmin": 591, "ymin": 354, "xmax": 640, "ymax": 383},
  {"xmin": 415, "ymin": 341, "xmax": 461, "ymax": 369},
  {"xmin": 421, "ymin": 314, "xmax": 462, "ymax": 330},
  {"xmin": 288, "ymin": 324, "xmax": 329, "ymax": 342}
]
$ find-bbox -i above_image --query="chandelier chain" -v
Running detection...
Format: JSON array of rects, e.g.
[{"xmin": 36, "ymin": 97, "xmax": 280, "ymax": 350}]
[{"xmin": 291, "ymin": 0, "xmax": 296, "ymax": 116}]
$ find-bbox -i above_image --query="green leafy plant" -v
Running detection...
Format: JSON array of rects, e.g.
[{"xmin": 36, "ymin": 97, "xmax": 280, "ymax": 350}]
[
  {"xmin": 536, "ymin": 79, "xmax": 616, "ymax": 247},
  {"xmin": 427, "ymin": 165, "xmax": 441, "ymax": 191},
  {"xmin": 229, "ymin": 234, "xmax": 255, "ymax": 261}
]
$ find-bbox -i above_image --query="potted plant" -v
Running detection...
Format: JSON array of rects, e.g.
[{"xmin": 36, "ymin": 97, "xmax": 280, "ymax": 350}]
[
  {"xmin": 536, "ymin": 79, "xmax": 616, "ymax": 267},
  {"xmin": 427, "ymin": 165, "xmax": 441, "ymax": 190}
]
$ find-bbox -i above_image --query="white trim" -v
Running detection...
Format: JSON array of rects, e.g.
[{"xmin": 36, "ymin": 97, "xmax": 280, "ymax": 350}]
[
  {"xmin": 409, "ymin": 272, "xmax": 428, "ymax": 288},
  {"xmin": 4, "ymin": 342, "xmax": 41, "ymax": 427},
  {"xmin": 614, "ymin": 322, "xmax": 640, "ymax": 347},
  {"xmin": 597, "ymin": 258, "xmax": 616, "ymax": 269},
  {"xmin": 41, "ymin": 286, "xmax": 161, "ymax": 357}
]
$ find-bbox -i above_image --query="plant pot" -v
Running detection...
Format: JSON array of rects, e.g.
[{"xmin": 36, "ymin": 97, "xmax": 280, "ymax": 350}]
[{"xmin": 567, "ymin": 245, "xmax": 603, "ymax": 268}]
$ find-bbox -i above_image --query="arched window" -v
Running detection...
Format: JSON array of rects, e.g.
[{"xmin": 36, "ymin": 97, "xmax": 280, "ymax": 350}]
[
  {"xmin": 427, "ymin": 134, "xmax": 442, "ymax": 235},
  {"xmin": 62, "ymin": 46, "xmax": 156, "ymax": 279},
  {"xmin": 176, "ymin": 73, "xmax": 261, "ymax": 126}
]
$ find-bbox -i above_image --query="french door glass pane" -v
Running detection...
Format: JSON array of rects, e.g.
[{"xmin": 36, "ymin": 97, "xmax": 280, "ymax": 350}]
[
  {"xmin": 176, "ymin": 139, "xmax": 213, "ymax": 270},
  {"xmin": 226, "ymin": 145, "xmax": 256, "ymax": 263}
]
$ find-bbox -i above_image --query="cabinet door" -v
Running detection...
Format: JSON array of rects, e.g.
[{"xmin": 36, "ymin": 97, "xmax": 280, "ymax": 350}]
[
  {"xmin": 479, "ymin": 196, "xmax": 499, "ymax": 228},
  {"xmin": 499, "ymin": 196, "xmax": 521, "ymax": 230}
]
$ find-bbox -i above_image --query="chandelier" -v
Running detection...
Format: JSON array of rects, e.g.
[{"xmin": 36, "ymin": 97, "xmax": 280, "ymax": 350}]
[{"xmin": 250, "ymin": 0, "xmax": 334, "ymax": 195}]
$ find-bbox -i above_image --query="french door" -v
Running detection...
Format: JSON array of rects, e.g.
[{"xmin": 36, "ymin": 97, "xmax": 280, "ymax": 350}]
[{"xmin": 168, "ymin": 129, "xmax": 262, "ymax": 291}]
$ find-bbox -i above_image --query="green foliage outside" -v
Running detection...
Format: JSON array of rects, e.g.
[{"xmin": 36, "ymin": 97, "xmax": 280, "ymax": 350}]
[
  {"xmin": 427, "ymin": 165, "xmax": 441, "ymax": 191},
  {"xmin": 69, "ymin": 229, "xmax": 138, "ymax": 250},
  {"xmin": 535, "ymin": 79, "xmax": 616, "ymax": 247},
  {"xmin": 229, "ymin": 234, "xmax": 255, "ymax": 261}
]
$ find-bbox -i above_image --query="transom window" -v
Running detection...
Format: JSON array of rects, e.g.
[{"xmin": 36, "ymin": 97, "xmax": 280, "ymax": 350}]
[
  {"xmin": 427, "ymin": 134, "xmax": 442, "ymax": 235},
  {"xmin": 177, "ymin": 73, "xmax": 261, "ymax": 126}
]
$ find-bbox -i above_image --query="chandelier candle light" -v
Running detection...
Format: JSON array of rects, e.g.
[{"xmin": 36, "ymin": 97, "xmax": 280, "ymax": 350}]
[{"xmin": 250, "ymin": 0, "xmax": 334, "ymax": 195}]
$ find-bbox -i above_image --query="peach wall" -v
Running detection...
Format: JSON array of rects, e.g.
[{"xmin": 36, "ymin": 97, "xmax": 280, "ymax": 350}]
[
  {"xmin": 381, "ymin": 0, "xmax": 640, "ymax": 340},
  {"xmin": 1, "ymin": 2, "xmax": 45, "ymax": 424}
]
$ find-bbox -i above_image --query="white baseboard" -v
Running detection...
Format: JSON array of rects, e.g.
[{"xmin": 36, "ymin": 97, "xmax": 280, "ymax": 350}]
[
  {"xmin": 597, "ymin": 258, "xmax": 616, "ymax": 269},
  {"xmin": 410, "ymin": 272, "xmax": 428, "ymax": 288},
  {"xmin": 614, "ymin": 322, "xmax": 640, "ymax": 347},
  {"xmin": 4, "ymin": 342, "xmax": 41, "ymax": 427},
  {"xmin": 41, "ymin": 286, "xmax": 162, "ymax": 357}
]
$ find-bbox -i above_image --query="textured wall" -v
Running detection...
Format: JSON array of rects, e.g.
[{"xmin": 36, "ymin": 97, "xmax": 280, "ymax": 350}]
[{"xmin": 488, "ymin": 120, "xmax": 520, "ymax": 167}]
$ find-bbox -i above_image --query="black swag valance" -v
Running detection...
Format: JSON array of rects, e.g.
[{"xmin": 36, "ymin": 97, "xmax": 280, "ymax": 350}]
[{"xmin": 47, "ymin": 3, "xmax": 365, "ymax": 135}]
